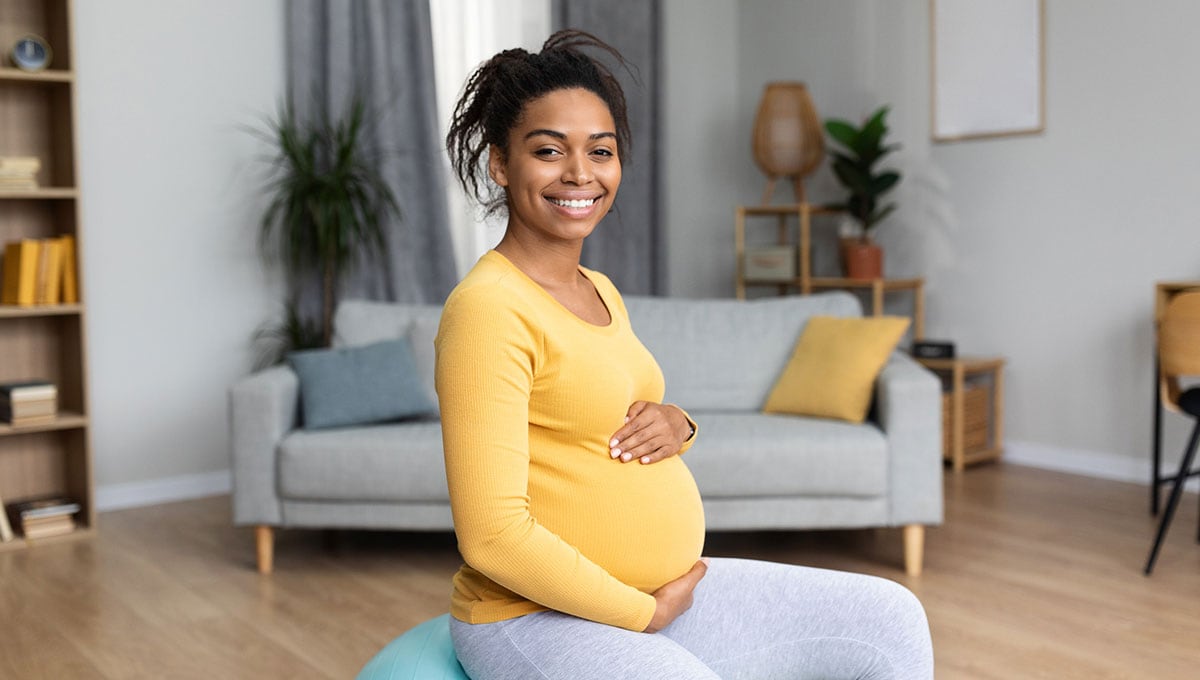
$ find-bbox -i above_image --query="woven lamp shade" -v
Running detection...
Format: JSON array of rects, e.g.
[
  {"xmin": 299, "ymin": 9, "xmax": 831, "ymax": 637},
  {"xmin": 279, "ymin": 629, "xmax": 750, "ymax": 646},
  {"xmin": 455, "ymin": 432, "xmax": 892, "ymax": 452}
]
[{"xmin": 752, "ymin": 82, "xmax": 824, "ymax": 204}]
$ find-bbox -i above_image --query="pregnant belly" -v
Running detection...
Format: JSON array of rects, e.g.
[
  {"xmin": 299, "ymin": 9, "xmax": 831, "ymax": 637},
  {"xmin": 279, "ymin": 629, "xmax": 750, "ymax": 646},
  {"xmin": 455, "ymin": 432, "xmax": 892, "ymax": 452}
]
[{"xmin": 528, "ymin": 455, "xmax": 706, "ymax": 592}]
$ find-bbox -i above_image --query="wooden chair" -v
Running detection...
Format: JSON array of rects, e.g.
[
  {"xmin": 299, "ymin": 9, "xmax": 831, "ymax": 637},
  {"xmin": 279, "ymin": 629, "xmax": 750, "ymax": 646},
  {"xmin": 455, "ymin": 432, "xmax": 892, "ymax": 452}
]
[{"xmin": 1145, "ymin": 291, "xmax": 1200, "ymax": 574}]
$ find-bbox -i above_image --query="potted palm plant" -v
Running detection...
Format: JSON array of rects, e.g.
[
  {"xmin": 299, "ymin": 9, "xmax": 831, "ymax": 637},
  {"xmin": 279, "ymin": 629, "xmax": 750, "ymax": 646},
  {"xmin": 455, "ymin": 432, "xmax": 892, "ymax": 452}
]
[
  {"xmin": 824, "ymin": 106, "xmax": 901, "ymax": 279},
  {"xmin": 253, "ymin": 97, "xmax": 399, "ymax": 364}
]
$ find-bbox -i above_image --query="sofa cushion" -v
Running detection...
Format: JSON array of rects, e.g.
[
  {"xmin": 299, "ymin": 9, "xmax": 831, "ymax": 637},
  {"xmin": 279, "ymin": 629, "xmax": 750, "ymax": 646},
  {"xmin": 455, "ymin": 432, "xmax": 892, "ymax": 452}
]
[
  {"xmin": 334, "ymin": 299, "xmax": 444, "ymax": 410},
  {"xmin": 764, "ymin": 315, "xmax": 910, "ymax": 423},
  {"xmin": 288, "ymin": 340, "xmax": 435, "ymax": 430},
  {"xmin": 624, "ymin": 293, "xmax": 861, "ymax": 412},
  {"xmin": 279, "ymin": 421, "xmax": 447, "ymax": 502},
  {"xmin": 681, "ymin": 412, "xmax": 887, "ymax": 498}
]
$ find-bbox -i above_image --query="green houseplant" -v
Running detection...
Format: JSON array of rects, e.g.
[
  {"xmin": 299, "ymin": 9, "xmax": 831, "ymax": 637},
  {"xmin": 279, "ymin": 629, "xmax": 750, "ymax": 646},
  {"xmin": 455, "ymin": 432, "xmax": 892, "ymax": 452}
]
[
  {"xmin": 824, "ymin": 106, "xmax": 901, "ymax": 279},
  {"xmin": 253, "ymin": 97, "xmax": 400, "ymax": 366}
]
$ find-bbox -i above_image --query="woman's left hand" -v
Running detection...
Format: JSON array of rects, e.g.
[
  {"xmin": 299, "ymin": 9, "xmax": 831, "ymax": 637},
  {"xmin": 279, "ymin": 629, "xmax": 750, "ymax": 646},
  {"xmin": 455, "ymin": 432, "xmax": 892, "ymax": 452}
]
[{"xmin": 609, "ymin": 401, "xmax": 693, "ymax": 465}]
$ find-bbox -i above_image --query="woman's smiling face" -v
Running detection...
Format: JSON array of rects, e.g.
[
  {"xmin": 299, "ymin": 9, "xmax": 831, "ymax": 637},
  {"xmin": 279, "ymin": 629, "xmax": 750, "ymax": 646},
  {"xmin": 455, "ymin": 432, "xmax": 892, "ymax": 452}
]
[{"xmin": 488, "ymin": 87, "xmax": 622, "ymax": 246}]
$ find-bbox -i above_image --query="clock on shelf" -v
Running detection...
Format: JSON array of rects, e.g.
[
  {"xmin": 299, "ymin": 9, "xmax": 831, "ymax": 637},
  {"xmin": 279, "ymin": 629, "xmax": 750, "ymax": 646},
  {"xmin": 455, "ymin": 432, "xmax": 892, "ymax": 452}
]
[{"xmin": 11, "ymin": 34, "xmax": 52, "ymax": 72}]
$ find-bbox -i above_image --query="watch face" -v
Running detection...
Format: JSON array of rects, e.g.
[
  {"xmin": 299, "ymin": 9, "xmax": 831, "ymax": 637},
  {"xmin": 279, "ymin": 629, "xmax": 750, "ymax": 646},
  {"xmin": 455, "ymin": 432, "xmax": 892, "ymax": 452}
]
[{"xmin": 12, "ymin": 35, "xmax": 51, "ymax": 72}]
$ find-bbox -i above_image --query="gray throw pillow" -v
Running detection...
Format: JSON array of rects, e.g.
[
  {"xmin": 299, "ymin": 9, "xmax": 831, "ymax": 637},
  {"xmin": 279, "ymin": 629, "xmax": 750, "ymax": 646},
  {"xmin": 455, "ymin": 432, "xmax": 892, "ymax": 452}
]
[{"xmin": 288, "ymin": 339, "xmax": 435, "ymax": 430}]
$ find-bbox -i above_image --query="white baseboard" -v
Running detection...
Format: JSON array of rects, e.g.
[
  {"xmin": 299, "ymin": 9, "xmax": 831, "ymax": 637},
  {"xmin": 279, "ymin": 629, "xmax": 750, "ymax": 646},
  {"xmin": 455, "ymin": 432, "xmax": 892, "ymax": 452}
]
[
  {"xmin": 1006, "ymin": 440, "xmax": 1199, "ymax": 494},
  {"xmin": 96, "ymin": 469, "xmax": 231, "ymax": 512}
]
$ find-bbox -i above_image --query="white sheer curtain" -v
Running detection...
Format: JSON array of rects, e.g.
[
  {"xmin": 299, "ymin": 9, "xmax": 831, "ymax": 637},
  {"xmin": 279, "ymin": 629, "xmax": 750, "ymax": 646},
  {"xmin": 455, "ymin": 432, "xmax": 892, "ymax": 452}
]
[{"xmin": 430, "ymin": 0, "xmax": 551, "ymax": 278}]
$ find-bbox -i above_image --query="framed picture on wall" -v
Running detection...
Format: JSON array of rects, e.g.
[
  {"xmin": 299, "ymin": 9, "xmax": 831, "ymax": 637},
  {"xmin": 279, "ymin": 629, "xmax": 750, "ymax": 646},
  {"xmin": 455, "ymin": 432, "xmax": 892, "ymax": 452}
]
[{"xmin": 931, "ymin": 0, "xmax": 1045, "ymax": 142}]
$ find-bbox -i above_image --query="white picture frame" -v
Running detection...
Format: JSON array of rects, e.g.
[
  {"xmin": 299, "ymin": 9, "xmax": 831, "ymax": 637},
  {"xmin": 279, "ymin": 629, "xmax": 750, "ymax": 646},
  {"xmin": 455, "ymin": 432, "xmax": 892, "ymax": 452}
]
[{"xmin": 931, "ymin": 0, "xmax": 1045, "ymax": 142}]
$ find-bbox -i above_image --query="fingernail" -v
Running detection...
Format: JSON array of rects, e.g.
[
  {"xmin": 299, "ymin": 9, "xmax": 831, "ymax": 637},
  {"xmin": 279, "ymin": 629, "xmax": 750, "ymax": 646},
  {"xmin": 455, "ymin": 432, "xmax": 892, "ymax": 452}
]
[
  {"xmin": 610, "ymin": 438, "xmax": 619, "ymax": 447},
  {"xmin": 611, "ymin": 448, "xmax": 620, "ymax": 459},
  {"xmin": 624, "ymin": 417, "xmax": 630, "ymax": 423},
  {"xmin": 640, "ymin": 456, "xmax": 650, "ymax": 464},
  {"xmin": 621, "ymin": 453, "xmax": 632, "ymax": 462}
]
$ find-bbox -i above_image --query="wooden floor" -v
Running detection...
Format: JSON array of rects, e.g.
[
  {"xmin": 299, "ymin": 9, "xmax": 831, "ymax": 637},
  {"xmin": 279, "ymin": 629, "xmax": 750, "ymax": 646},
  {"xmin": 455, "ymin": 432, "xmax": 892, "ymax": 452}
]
[{"xmin": 2, "ymin": 463, "xmax": 1198, "ymax": 679}]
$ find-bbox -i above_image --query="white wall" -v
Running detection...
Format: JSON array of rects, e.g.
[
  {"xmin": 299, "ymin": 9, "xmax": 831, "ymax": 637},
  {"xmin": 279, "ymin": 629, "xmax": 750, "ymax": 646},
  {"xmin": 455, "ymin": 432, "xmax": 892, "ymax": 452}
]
[
  {"xmin": 75, "ymin": 1, "xmax": 1199, "ymax": 505},
  {"xmin": 666, "ymin": 0, "xmax": 1200, "ymax": 484},
  {"xmin": 75, "ymin": 0, "xmax": 286, "ymax": 507}
]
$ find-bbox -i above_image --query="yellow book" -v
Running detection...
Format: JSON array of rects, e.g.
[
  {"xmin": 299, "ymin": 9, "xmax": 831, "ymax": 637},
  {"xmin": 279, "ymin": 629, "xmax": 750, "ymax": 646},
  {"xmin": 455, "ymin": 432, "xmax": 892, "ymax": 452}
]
[
  {"xmin": 38, "ymin": 238, "xmax": 63, "ymax": 305},
  {"xmin": 2, "ymin": 240, "xmax": 41, "ymax": 306},
  {"xmin": 2, "ymin": 242, "xmax": 18, "ymax": 304},
  {"xmin": 60, "ymin": 234, "xmax": 77, "ymax": 304}
]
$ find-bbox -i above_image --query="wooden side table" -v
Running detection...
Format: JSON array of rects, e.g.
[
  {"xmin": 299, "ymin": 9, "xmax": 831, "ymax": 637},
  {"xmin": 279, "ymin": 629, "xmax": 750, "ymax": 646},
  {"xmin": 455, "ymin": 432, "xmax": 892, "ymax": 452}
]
[{"xmin": 916, "ymin": 356, "xmax": 1006, "ymax": 472}]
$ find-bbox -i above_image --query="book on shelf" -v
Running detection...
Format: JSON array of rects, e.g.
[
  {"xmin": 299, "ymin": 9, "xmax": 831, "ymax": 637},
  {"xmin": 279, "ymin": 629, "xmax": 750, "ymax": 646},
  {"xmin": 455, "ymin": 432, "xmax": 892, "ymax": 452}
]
[
  {"xmin": 5, "ymin": 496, "xmax": 80, "ymax": 539},
  {"xmin": 0, "ymin": 380, "xmax": 56, "ymax": 400},
  {"xmin": 0, "ymin": 491, "xmax": 13, "ymax": 542},
  {"xmin": 60, "ymin": 234, "xmax": 77, "ymax": 303},
  {"xmin": 21, "ymin": 515, "xmax": 76, "ymax": 540},
  {"xmin": 0, "ymin": 157, "xmax": 40, "ymax": 191},
  {"xmin": 0, "ymin": 156, "xmax": 40, "ymax": 174},
  {"xmin": 0, "ymin": 380, "xmax": 58, "ymax": 425},
  {"xmin": 0, "ymin": 235, "xmax": 78, "ymax": 306},
  {"xmin": 2, "ymin": 239, "xmax": 39, "ymax": 305}
]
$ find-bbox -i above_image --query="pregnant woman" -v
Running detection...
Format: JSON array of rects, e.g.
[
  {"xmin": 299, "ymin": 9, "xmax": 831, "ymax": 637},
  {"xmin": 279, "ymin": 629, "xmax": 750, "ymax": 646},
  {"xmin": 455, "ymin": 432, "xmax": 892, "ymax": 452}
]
[{"xmin": 435, "ymin": 29, "xmax": 934, "ymax": 680}]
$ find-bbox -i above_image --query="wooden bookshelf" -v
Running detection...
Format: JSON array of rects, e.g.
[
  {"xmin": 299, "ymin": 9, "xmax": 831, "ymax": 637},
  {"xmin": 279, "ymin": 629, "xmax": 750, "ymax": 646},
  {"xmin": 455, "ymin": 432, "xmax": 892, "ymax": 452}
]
[
  {"xmin": 735, "ymin": 203, "xmax": 925, "ymax": 338},
  {"xmin": 0, "ymin": 0, "xmax": 94, "ymax": 549}
]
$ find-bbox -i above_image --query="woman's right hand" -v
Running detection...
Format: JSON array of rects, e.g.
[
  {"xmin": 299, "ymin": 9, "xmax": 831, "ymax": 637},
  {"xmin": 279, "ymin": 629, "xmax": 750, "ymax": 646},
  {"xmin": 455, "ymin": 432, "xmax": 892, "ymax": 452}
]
[{"xmin": 644, "ymin": 558, "xmax": 709, "ymax": 633}]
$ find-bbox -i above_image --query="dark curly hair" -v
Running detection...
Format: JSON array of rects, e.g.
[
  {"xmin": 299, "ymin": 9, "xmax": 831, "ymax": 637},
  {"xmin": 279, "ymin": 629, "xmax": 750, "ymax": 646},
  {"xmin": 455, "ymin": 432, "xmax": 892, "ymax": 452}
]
[{"xmin": 446, "ymin": 29, "xmax": 632, "ymax": 215}]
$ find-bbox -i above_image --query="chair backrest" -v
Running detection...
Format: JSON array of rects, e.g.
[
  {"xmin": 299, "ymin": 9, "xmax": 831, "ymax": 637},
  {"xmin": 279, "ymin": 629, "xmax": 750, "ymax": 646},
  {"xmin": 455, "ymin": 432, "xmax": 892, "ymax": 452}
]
[{"xmin": 1159, "ymin": 291, "xmax": 1200, "ymax": 409}]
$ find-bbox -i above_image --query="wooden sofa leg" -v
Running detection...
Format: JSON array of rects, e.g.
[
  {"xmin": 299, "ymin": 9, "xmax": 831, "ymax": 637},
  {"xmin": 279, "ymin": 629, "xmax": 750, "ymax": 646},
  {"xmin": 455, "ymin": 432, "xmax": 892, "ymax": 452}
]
[
  {"xmin": 903, "ymin": 524, "xmax": 924, "ymax": 576},
  {"xmin": 256, "ymin": 525, "xmax": 274, "ymax": 574}
]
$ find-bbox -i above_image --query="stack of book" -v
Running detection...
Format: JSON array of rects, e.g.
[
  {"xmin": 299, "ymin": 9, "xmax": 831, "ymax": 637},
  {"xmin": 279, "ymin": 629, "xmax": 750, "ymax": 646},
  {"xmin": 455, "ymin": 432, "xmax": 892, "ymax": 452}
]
[
  {"xmin": 1, "ymin": 235, "xmax": 78, "ymax": 306},
  {"xmin": 0, "ymin": 156, "xmax": 40, "ymax": 191},
  {"xmin": 0, "ymin": 380, "xmax": 58, "ymax": 426},
  {"xmin": 5, "ymin": 496, "xmax": 80, "ymax": 540}
]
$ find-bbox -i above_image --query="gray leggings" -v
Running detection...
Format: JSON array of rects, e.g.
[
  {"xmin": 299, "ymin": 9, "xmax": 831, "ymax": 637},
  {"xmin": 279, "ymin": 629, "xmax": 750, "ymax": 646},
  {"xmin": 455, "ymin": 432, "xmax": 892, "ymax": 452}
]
[{"xmin": 450, "ymin": 557, "xmax": 933, "ymax": 679}]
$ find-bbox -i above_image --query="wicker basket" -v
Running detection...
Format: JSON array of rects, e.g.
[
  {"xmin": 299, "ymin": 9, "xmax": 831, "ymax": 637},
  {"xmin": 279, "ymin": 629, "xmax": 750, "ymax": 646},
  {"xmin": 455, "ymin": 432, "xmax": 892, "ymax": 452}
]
[{"xmin": 941, "ymin": 384, "xmax": 990, "ymax": 459}]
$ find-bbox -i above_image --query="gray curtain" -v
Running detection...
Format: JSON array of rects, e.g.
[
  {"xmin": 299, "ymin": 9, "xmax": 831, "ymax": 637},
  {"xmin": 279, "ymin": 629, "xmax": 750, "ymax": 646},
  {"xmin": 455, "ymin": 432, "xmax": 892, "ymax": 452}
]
[
  {"xmin": 552, "ymin": 0, "xmax": 664, "ymax": 295},
  {"xmin": 287, "ymin": 0, "xmax": 457, "ymax": 308}
]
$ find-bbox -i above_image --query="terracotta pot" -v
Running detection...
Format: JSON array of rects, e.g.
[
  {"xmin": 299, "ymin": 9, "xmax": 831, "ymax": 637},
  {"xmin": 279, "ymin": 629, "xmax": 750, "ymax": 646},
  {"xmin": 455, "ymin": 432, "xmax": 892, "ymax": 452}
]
[{"xmin": 844, "ymin": 240, "xmax": 883, "ymax": 280}]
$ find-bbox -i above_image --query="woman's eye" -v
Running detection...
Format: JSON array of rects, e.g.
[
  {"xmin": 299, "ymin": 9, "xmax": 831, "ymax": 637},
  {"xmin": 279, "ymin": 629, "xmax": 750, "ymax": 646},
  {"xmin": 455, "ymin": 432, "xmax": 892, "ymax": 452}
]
[
  {"xmin": 591, "ymin": 148, "xmax": 614, "ymax": 158},
  {"xmin": 535, "ymin": 148, "xmax": 561, "ymax": 157}
]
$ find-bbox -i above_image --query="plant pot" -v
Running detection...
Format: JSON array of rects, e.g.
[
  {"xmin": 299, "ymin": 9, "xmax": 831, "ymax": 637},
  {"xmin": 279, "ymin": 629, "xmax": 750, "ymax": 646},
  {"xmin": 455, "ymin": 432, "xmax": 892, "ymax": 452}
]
[{"xmin": 843, "ymin": 240, "xmax": 883, "ymax": 280}]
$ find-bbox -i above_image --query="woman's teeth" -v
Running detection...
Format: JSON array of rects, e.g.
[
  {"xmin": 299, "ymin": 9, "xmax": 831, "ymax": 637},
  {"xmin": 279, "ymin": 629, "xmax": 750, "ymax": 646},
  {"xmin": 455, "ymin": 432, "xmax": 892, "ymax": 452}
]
[{"xmin": 550, "ymin": 198, "xmax": 597, "ymax": 208}]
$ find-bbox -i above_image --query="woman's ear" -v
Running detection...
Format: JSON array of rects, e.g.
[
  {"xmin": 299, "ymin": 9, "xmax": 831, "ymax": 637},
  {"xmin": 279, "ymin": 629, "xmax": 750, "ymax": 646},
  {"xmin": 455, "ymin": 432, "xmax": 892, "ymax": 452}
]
[{"xmin": 487, "ymin": 145, "xmax": 509, "ymax": 188}]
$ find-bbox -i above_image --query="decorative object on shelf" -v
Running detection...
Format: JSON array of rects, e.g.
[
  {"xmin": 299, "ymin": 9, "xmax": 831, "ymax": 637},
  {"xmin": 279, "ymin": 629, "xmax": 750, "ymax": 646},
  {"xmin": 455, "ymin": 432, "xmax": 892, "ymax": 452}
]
[
  {"xmin": 912, "ymin": 339, "xmax": 956, "ymax": 360},
  {"xmin": 825, "ymin": 106, "xmax": 901, "ymax": 280},
  {"xmin": 752, "ymin": 82, "xmax": 824, "ymax": 205},
  {"xmin": 743, "ymin": 246, "xmax": 796, "ymax": 282},
  {"xmin": 10, "ymin": 34, "xmax": 51, "ymax": 72},
  {"xmin": 253, "ymin": 96, "xmax": 400, "ymax": 358}
]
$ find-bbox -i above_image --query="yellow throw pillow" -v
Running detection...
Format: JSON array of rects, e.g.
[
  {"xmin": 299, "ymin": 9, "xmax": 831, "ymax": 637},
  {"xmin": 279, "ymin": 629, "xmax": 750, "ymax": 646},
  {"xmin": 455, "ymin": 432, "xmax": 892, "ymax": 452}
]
[{"xmin": 763, "ymin": 315, "xmax": 910, "ymax": 423}]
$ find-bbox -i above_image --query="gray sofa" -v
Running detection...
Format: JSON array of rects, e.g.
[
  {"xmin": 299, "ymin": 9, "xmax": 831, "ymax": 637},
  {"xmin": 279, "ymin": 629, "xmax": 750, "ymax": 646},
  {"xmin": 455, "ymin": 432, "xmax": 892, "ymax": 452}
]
[{"xmin": 231, "ymin": 292, "xmax": 943, "ymax": 576}]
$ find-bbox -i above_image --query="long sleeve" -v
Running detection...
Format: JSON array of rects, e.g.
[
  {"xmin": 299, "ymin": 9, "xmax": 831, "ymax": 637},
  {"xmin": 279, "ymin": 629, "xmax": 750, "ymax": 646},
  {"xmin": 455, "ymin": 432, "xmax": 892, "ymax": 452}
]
[{"xmin": 436, "ymin": 286, "xmax": 658, "ymax": 632}]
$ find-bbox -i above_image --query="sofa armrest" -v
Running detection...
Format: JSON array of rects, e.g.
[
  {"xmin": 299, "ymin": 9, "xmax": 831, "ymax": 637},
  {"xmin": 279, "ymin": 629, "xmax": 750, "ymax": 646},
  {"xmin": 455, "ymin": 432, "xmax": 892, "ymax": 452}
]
[
  {"xmin": 874, "ymin": 352, "xmax": 943, "ymax": 526},
  {"xmin": 230, "ymin": 364, "xmax": 299, "ymax": 526}
]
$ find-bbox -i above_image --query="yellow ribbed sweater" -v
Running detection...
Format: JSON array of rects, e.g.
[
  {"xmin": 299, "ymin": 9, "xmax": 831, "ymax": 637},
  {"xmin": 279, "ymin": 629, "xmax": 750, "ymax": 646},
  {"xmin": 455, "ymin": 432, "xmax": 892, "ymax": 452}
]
[{"xmin": 435, "ymin": 251, "xmax": 705, "ymax": 633}]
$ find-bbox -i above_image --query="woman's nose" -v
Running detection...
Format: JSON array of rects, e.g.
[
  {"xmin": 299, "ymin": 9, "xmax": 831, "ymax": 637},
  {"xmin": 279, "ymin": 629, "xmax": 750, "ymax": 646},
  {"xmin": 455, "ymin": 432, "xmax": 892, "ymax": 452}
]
[{"xmin": 561, "ymin": 154, "xmax": 592, "ymax": 184}]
